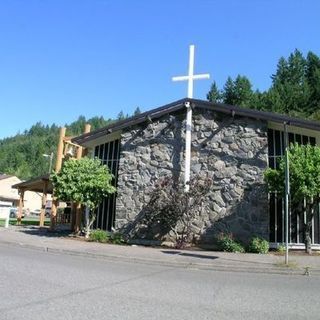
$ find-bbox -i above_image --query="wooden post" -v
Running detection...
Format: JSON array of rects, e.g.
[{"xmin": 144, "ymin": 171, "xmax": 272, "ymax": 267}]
[
  {"xmin": 56, "ymin": 127, "xmax": 66, "ymax": 172},
  {"xmin": 74, "ymin": 124, "xmax": 91, "ymax": 233},
  {"xmin": 50, "ymin": 200, "xmax": 57, "ymax": 231},
  {"xmin": 17, "ymin": 189, "xmax": 24, "ymax": 225},
  {"xmin": 76, "ymin": 124, "xmax": 91, "ymax": 159},
  {"xmin": 50, "ymin": 127, "xmax": 66, "ymax": 231},
  {"xmin": 39, "ymin": 181, "xmax": 48, "ymax": 227},
  {"xmin": 74, "ymin": 204, "xmax": 82, "ymax": 234}
]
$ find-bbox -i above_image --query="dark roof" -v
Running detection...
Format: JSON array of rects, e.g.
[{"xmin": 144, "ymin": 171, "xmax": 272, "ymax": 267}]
[
  {"xmin": 73, "ymin": 98, "xmax": 320, "ymax": 145},
  {"xmin": 12, "ymin": 174, "xmax": 53, "ymax": 194}
]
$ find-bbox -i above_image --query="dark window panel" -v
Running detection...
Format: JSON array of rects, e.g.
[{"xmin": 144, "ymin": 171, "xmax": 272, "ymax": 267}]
[
  {"xmin": 94, "ymin": 146, "xmax": 99, "ymax": 157},
  {"xmin": 295, "ymin": 134, "xmax": 302, "ymax": 145},
  {"xmin": 310, "ymin": 137, "xmax": 316, "ymax": 146},
  {"xmin": 267, "ymin": 129, "xmax": 274, "ymax": 156},
  {"xmin": 275, "ymin": 130, "xmax": 281, "ymax": 156},
  {"xmin": 288, "ymin": 132, "xmax": 295, "ymax": 145},
  {"xmin": 302, "ymin": 135, "xmax": 309, "ymax": 145},
  {"xmin": 269, "ymin": 193, "xmax": 276, "ymax": 242}
]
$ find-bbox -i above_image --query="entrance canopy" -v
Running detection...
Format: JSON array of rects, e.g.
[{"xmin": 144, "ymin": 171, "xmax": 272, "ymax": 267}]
[{"xmin": 12, "ymin": 174, "xmax": 53, "ymax": 194}]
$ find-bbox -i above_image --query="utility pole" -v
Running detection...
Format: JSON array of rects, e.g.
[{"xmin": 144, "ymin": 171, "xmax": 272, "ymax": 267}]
[{"xmin": 284, "ymin": 122, "xmax": 290, "ymax": 265}]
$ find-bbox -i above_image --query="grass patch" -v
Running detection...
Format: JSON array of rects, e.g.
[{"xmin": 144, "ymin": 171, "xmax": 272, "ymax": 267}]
[{"xmin": 0, "ymin": 218, "xmax": 50, "ymax": 227}]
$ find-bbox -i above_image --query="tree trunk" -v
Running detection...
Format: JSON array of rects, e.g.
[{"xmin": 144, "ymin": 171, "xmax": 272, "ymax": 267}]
[
  {"xmin": 304, "ymin": 221, "xmax": 312, "ymax": 254},
  {"xmin": 304, "ymin": 200, "xmax": 314, "ymax": 255},
  {"xmin": 84, "ymin": 207, "xmax": 95, "ymax": 239}
]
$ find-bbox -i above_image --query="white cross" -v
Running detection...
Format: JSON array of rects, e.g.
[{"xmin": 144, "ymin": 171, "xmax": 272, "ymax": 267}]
[
  {"xmin": 172, "ymin": 44, "xmax": 210, "ymax": 98},
  {"xmin": 172, "ymin": 45, "xmax": 210, "ymax": 191}
]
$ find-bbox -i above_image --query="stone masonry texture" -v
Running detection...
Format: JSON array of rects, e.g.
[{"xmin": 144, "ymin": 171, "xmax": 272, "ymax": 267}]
[{"xmin": 115, "ymin": 108, "xmax": 269, "ymax": 244}]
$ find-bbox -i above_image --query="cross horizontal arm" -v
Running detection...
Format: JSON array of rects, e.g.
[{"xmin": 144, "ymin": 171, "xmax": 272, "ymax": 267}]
[
  {"xmin": 172, "ymin": 75, "xmax": 189, "ymax": 82},
  {"xmin": 172, "ymin": 73, "xmax": 210, "ymax": 82},
  {"xmin": 192, "ymin": 73, "xmax": 210, "ymax": 80}
]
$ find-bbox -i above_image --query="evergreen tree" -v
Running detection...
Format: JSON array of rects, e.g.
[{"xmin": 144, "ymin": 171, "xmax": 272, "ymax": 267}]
[
  {"xmin": 206, "ymin": 82, "xmax": 222, "ymax": 103},
  {"xmin": 306, "ymin": 51, "xmax": 320, "ymax": 117},
  {"xmin": 269, "ymin": 49, "xmax": 310, "ymax": 115},
  {"xmin": 117, "ymin": 111, "xmax": 125, "ymax": 120},
  {"xmin": 0, "ymin": 115, "xmax": 117, "ymax": 180},
  {"xmin": 222, "ymin": 76, "xmax": 236, "ymax": 105},
  {"xmin": 222, "ymin": 75, "xmax": 255, "ymax": 107},
  {"xmin": 133, "ymin": 107, "xmax": 142, "ymax": 116}
]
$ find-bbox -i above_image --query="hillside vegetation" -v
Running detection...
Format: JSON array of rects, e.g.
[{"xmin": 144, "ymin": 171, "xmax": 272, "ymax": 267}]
[{"xmin": 1, "ymin": 49, "xmax": 320, "ymax": 180}]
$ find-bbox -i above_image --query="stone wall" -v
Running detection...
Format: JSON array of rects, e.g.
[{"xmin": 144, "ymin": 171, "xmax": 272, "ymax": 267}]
[{"xmin": 115, "ymin": 107, "xmax": 269, "ymax": 244}]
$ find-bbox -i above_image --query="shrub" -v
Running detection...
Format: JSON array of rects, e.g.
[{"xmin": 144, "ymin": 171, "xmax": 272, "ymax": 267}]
[
  {"xmin": 217, "ymin": 233, "xmax": 245, "ymax": 253},
  {"xmin": 110, "ymin": 232, "xmax": 125, "ymax": 245},
  {"xmin": 144, "ymin": 175, "xmax": 213, "ymax": 249},
  {"xmin": 89, "ymin": 229, "xmax": 110, "ymax": 243},
  {"xmin": 248, "ymin": 237, "xmax": 269, "ymax": 254},
  {"xmin": 89, "ymin": 229, "xmax": 125, "ymax": 245},
  {"xmin": 277, "ymin": 244, "xmax": 286, "ymax": 254}
]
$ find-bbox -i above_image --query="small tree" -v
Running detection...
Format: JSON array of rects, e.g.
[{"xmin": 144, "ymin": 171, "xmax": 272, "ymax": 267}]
[
  {"xmin": 51, "ymin": 157, "xmax": 116, "ymax": 237},
  {"xmin": 264, "ymin": 143, "xmax": 320, "ymax": 254},
  {"xmin": 144, "ymin": 176, "xmax": 212, "ymax": 248}
]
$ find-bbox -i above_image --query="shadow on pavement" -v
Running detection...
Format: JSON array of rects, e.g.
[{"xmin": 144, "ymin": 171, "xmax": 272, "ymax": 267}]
[
  {"xmin": 161, "ymin": 250, "xmax": 218, "ymax": 260},
  {"xmin": 16, "ymin": 226, "xmax": 73, "ymax": 238}
]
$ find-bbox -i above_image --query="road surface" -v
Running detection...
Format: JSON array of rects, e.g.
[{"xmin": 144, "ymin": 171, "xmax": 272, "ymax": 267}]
[{"xmin": 0, "ymin": 244, "xmax": 319, "ymax": 320}]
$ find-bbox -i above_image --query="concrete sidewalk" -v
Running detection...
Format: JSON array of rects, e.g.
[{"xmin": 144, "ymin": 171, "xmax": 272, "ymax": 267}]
[{"xmin": 1, "ymin": 225, "xmax": 320, "ymax": 276}]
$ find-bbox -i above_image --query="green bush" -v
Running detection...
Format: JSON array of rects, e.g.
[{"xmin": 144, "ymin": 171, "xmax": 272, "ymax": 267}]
[
  {"xmin": 89, "ymin": 229, "xmax": 110, "ymax": 243},
  {"xmin": 110, "ymin": 232, "xmax": 125, "ymax": 245},
  {"xmin": 248, "ymin": 237, "xmax": 269, "ymax": 254},
  {"xmin": 217, "ymin": 233, "xmax": 245, "ymax": 253},
  {"xmin": 277, "ymin": 244, "xmax": 286, "ymax": 254},
  {"xmin": 89, "ymin": 229, "xmax": 125, "ymax": 245}
]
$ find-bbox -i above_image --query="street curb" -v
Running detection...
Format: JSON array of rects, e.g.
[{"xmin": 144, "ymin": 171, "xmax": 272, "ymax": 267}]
[{"xmin": 1, "ymin": 239, "xmax": 319, "ymax": 277}]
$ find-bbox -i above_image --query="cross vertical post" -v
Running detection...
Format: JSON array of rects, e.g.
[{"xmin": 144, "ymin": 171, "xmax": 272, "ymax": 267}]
[{"xmin": 172, "ymin": 45, "xmax": 210, "ymax": 191}]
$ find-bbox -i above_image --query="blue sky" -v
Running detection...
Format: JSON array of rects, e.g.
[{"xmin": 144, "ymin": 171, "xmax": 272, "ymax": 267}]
[{"xmin": 0, "ymin": 0, "xmax": 319, "ymax": 139}]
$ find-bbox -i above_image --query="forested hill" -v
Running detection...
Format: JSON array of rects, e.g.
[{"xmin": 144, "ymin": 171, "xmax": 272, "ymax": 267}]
[
  {"xmin": 2, "ymin": 49, "xmax": 320, "ymax": 180},
  {"xmin": 0, "ymin": 108, "xmax": 141, "ymax": 180}
]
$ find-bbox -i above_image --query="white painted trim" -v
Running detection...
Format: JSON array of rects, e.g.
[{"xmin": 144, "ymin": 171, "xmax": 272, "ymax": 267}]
[
  {"xmin": 270, "ymin": 242, "xmax": 320, "ymax": 251},
  {"xmin": 268, "ymin": 121, "xmax": 320, "ymax": 145},
  {"xmin": 82, "ymin": 131, "xmax": 122, "ymax": 149}
]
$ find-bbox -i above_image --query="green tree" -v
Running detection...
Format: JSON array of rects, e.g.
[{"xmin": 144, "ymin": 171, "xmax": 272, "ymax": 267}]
[
  {"xmin": 117, "ymin": 111, "xmax": 125, "ymax": 120},
  {"xmin": 306, "ymin": 52, "xmax": 320, "ymax": 117},
  {"xmin": 133, "ymin": 107, "xmax": 142, "ymax": 116},
  {"xmin": 221, "ymin": 75, "xmax": 256, "ymax": 108},
  {"xmin": 0, "ymin": 114, "xmax": 116, "ymax": 179},
  {"xmin": 206, "ymin": 82, "xmax": 222, "ymax": 103},
  {"xmin": 269, "ymin": 49, "xmax": 310, "ymax": 115},
  {"xmin": 51, "ymin": 157, "xmax": 116, "ymax": 237},
  {"xmin": 264, "ymin": 144, "xmax": 320, "ymax": 254}
]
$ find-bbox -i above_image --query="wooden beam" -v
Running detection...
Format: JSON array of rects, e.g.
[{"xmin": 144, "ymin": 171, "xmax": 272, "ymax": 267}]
[
  {"xmin": 17, "ymin": 189, "xmax": 24, "ymax": 225},
  {"xmin": 76, "ymin": 124, "xmax": 91, "ymax": 159},
  {"xmin": 55, "ymin": 127, "xmax": 66, "ymax": 172},
  {"xmin": 39, "ymin": 181, "xmax": 48, "ymax": 227},
  {"xmin": 50, "ymin": 200, "xmax": 58, "ymax": 231},
  {"xmin": 50, "ymin": 127, "xmax": 66, "ymax": 231}
]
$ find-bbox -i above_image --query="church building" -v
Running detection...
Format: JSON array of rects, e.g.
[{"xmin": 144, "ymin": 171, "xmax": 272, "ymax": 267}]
[{"xmin": 73, "ymin": 97, "xmax": 320, "ymax": 248}]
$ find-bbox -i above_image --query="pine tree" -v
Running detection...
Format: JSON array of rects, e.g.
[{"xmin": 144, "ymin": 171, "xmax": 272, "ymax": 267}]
[
  {"xmin": 206, "ymin": 82, "xmax": 222, "ymax": 103},
  {"xmin": 270, "ymin": 49, "xmax": 310, "ymax": 115},
  {"xmin": 222, "ymin": 75, "xmax": 255, "ymax": 108},
  {"xmin": 223, "ymin": 77, "xmax": 236, "ymax": 105},
  {"xmin": 306, "ymin": 51, "xmax": 320, "ymax": 117},
  {"xmin": 117, "ymin": 111, "xmax": 125, "ymax": 120},
  {"xmin": 133, "ymin": 107, "xmax": 142, "ymax": 116}
]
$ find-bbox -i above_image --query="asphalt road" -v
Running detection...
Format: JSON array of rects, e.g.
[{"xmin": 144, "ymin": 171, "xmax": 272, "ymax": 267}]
[{"xmin": 0, "ymin": 244, "xmax": 319, "ymax": 320}]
